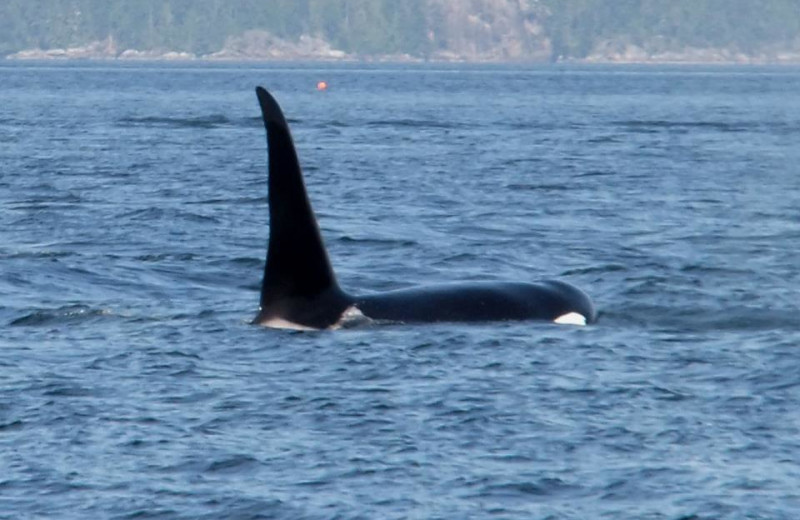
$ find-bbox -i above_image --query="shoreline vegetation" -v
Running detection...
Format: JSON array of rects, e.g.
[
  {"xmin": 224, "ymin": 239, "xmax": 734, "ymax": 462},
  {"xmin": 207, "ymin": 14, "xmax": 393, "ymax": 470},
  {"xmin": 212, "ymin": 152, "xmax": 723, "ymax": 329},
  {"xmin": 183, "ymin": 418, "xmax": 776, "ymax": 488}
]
[
  {"xmin": 7, "ymin": 33, "xmax": 800, "ymax": 65},
  {"xmin": 4, "ymin": 1, "xmax": 800, "ymax": 65}
]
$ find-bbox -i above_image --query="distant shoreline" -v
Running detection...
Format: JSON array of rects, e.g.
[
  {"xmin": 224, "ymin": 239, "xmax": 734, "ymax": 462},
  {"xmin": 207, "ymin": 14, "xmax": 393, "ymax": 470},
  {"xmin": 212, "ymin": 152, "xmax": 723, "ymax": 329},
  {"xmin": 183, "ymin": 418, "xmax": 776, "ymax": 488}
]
[
  {"xmin": 7, "ymin": 33, "xmax": 800, "ymax": 66},
  {"xmin": 6, "ymin": 54, "xmax": 800, "ymax": 66}
]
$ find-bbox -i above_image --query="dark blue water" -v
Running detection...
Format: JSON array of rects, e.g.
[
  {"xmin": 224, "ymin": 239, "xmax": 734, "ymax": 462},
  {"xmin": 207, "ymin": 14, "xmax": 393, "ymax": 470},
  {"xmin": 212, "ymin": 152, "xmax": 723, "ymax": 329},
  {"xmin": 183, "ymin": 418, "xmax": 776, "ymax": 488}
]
[{"xmin": 1, "ymin": 61, "xmax": 799, "ymax": 519}]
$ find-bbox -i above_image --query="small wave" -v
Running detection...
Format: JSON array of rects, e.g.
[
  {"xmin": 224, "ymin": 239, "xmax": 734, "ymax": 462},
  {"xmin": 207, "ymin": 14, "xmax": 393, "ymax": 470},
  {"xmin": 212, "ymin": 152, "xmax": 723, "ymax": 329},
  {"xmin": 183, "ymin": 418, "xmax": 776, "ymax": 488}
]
[
  {"xmin": 577, "ymin": 170, "xmax": 616, "ymax": 178},
  {"xmin": 506, "ymin": 121, "xmax": 558, "ymax": 131},
  {"xmin": 114, "ymin": 508, "xmax": 180, "ymax": 520},
  {"xmin": 213, "ymin": 256, "xmax": 262, "ymax": 268},
  {"xmin": 2, "ymin": 249, "xmax": 76, "ymax": 260},
  {"xmin": 309, "ymin": 119, "xmax": 344, "ymax": 128},
  {"xmin": 562, "ymin": 263, "xmax": 628, "ymax": 276},
  {"xmin": 205, "ymin": 455, "xmax": 260, "ymax": 474},
  {"xmin": 366, "ymin": 118, "xmax": 465, "ymax": 129},
  {"xmin": 469, "ymin": 477, "xmax": 576, "ymax": 498},
  {"xmin": 0, "ymin": 420, "xmax": 24, "ymax": 432},
  {"xmin": 12, "ymin": 192, "xmax": 85, "ymax": 208},
  {"xmin": 337, "ymin": 235, "xmax": 418, "ymax": 247},
  {"xmin": 9, "ymin": 304, "xmax": 111, "ymax": 327},
  {"xmin": 586, "ymin": 135, "xmax": 622, "ymax": 144},
  {"xmin": 433, "ymin": 252, "xmax": 479, "ymax": 265},
  {"xmin": 42, "ymin": 384, "xmax": 94, "ymax": 397},
  {"xmin": 118, "ymin": 114, "xmax": 233, "ymax": 129},
  {"xmin": 678, "ymin": 263, "xmax": 754, "ymax": 276},
  {"xmin": 602, "ymin": 304, "xmax": 799, "ymax": 332},
  {"xmin": 187, "ymin": 196, "xmax": 266, "ymax": 205},
  {"xmin": 505, "ymin": 182, "xmax": 570, "ymax": 191},
  {"xmin": 134, "ymin": 253, "xmax": 197, "ymax": 262},
  {"xmin": 614, "ymin": 119, "xmax": 749, "ymax": 133},
  {"xmin": 118, "ymin": 207, "xmax": 220, "ymax": 224}
]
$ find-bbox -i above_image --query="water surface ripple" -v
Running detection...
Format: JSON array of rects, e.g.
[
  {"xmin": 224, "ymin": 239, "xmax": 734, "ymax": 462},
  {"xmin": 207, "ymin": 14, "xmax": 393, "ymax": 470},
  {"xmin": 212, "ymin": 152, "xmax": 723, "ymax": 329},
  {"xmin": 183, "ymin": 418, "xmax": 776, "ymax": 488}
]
[{"xmin": 1, "ymin": 62, "xmax": 799, "ymax": 519}]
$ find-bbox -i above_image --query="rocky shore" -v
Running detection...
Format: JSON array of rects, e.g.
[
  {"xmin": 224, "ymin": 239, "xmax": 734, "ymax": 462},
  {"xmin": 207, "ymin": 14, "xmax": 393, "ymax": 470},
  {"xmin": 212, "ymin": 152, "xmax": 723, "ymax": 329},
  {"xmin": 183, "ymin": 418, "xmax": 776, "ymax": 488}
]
[
  {"xmin": 6, "ymin": 36, "xmax": 197, "ymax": 61},
  {"xmin": 6, "ymin": 33, "xmax": 800, "ymax": 64},
  {"xmin": 580, "ymin": 38, "xmax": 800, "ymax": 64}
]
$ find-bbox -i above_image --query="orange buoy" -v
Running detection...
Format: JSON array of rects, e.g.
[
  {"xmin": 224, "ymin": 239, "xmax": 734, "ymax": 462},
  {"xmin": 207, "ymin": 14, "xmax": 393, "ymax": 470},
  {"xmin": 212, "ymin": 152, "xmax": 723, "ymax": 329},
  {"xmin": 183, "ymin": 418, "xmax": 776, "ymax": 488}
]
[{"xmin": 316, "ymin": 81, "xmax": 328, "ymax": 91}]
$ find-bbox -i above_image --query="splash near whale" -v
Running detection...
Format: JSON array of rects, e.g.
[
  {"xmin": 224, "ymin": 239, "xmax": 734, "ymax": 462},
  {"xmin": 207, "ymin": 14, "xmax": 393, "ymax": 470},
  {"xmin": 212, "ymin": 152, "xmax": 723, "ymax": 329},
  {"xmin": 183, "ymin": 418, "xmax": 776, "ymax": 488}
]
[{"xmin": 252, "ymin": 86, "xmax": 596, "ymax": 330}]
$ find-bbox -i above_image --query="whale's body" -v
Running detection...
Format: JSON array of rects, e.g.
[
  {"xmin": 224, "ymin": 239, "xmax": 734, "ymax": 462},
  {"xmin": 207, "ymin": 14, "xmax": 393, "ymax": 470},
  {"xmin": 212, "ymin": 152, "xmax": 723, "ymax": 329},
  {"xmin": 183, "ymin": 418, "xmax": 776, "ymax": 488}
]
[{"xmin": 252, "ymin": 86, "xmax": 596, "ymax": 330}]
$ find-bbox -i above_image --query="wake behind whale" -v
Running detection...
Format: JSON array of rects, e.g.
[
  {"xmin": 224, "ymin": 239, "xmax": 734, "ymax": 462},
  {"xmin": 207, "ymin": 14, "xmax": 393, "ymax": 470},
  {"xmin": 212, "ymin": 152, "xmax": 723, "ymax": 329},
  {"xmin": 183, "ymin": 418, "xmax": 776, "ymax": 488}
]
[{"xmin": 252, "ymin": 86, "xmax": 596, "ymax": 330}]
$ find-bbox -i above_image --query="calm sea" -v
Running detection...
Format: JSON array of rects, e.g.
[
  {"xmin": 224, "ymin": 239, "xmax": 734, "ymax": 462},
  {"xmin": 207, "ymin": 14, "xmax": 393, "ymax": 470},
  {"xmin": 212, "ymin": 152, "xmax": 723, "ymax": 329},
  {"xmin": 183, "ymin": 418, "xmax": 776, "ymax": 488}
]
[{"xmin": 1, "ymin": 61, "xmax": 799, "ymax": 519}]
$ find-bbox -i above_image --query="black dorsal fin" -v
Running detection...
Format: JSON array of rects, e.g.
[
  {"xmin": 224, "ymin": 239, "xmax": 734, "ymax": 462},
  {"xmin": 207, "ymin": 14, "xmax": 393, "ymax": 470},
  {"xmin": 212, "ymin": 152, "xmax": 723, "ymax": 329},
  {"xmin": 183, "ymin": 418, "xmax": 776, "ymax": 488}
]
[{"xmin": 255, "ymin": 87, "xmax": 340, "ymax": 310}]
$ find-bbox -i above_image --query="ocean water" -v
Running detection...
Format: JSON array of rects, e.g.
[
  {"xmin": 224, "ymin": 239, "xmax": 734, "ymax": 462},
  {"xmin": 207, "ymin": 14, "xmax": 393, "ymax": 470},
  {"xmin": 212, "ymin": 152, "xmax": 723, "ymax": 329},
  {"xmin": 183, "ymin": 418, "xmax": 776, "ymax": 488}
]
[{"xmin": 1, "ymin": 61, "xmax": 799, "ymax": 519}]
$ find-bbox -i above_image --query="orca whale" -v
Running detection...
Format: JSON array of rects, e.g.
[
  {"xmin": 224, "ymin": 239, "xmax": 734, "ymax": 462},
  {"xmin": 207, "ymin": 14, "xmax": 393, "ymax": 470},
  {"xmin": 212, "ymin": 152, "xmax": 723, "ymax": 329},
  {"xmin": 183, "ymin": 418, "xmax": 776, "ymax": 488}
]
[{"xmin": 252, "ymin": 86, "xmax": 596, "ymax": 330}]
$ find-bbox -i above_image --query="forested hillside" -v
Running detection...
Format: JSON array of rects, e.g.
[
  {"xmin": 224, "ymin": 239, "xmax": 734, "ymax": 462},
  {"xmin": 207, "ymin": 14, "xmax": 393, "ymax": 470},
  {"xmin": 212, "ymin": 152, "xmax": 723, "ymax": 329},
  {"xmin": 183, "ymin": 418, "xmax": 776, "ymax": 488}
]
[{"xmin": 2, "ymin": 0, "xmax": 799, "ymax": 62}]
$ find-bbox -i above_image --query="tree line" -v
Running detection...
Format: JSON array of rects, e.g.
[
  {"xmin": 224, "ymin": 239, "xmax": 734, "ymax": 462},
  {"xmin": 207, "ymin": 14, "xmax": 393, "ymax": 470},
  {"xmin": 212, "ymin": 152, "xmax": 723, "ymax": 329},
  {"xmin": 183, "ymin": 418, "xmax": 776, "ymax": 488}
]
[{"xmin": 1, "ymin": 0, "xmax": 798, "ymax": 59}]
